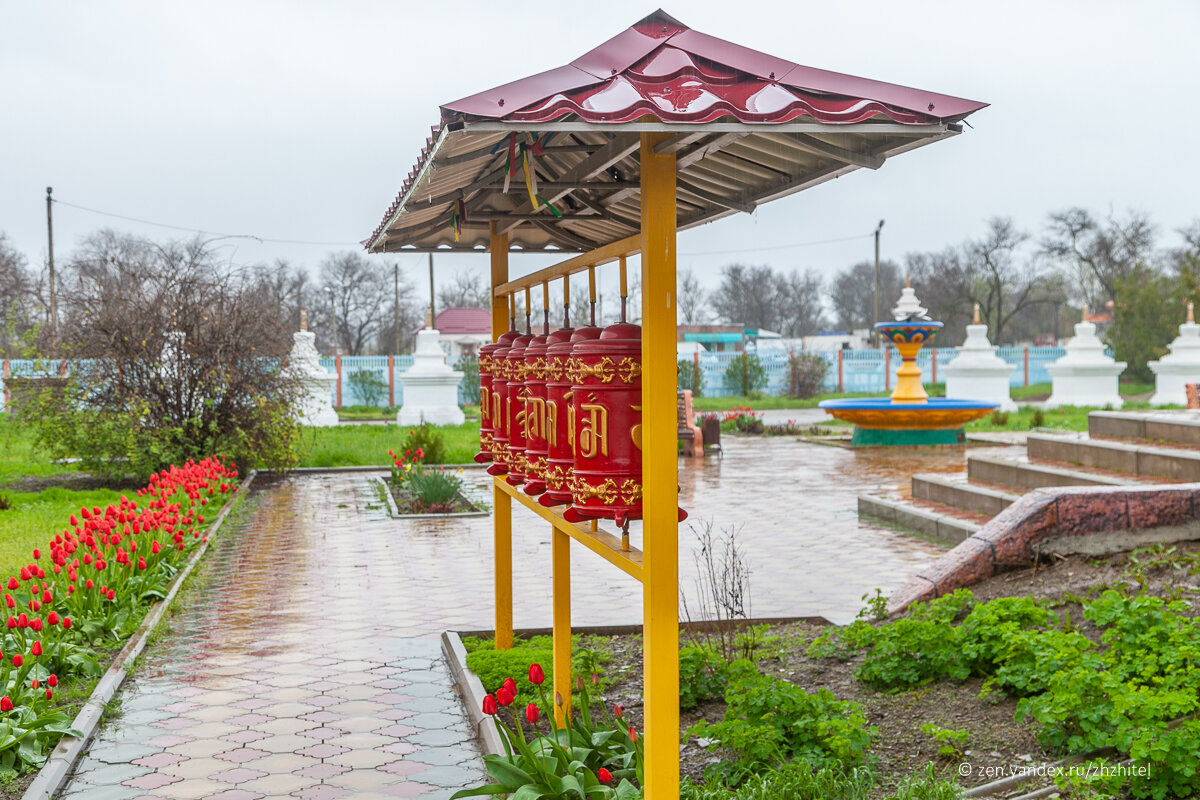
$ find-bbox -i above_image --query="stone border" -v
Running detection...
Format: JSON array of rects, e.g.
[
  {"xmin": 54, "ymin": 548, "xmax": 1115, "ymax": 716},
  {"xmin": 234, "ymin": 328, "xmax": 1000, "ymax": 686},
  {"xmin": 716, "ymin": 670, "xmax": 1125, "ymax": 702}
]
[
  {"xmin": 22, "ymin": 470, "xmax": 259, "ymax": 800},
  {"xmin": 371, "ymin": 476, "xmax": 489, "ymax": 519},
  {"xmin": 888, "ymin": 482, "xmax": 1200, "ymax": 614},
  {"xmin": 441, "ymin": 616, "xmax": 829, "ymax": 758}
]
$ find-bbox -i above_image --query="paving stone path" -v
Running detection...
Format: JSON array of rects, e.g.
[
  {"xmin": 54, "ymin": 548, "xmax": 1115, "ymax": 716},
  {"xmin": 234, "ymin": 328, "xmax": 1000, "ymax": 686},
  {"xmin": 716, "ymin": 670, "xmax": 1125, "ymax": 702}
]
[{"xmin": 58, "ymin": 437, "xmax": 1004, "ymax": 798}]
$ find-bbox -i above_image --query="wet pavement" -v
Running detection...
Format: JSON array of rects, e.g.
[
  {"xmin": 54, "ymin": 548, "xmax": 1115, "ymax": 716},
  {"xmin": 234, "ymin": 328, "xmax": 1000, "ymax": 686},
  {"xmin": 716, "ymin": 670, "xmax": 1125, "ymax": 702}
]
[{"xmin": 57, "ymin": 435, "xmax": 1013, "ymax": 798}]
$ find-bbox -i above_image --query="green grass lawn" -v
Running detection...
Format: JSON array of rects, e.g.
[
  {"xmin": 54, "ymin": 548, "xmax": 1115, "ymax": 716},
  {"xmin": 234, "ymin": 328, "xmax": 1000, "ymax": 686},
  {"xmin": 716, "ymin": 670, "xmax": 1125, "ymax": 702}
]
[
  {"xmin": 297, "ymin": 420, "xmax": 482, "ymax": 467},
  {"xmin": 0, "ymin": 487, "xmax": 126, "ymax": 584}
]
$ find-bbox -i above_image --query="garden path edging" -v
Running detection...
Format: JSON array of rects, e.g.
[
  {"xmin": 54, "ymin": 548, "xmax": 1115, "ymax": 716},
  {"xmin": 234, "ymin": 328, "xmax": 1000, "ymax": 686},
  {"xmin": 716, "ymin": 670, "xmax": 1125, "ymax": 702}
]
[{"xmin": 21, "ymin": 470, "xmax": 259, "ymax": 800}]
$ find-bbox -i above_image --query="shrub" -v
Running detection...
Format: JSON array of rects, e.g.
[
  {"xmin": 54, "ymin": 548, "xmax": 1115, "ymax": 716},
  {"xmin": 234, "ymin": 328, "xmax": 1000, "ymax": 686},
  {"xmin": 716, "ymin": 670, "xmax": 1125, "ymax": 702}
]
[
  {"xmin": 399, "ymin": 424, "xmax": 447, "ymax": 464},
  {"xmin": 406, "ymin": 469, "xmax": 463, "ymax": 509},
  {"xmin": 678, "ymin": 359, "xmax": 705, "ymax": 397},
  {"xmin": 16, "ymin": 233, "xmax": 303, "ymax": 480},
  {"xmin": 348, "ymin": 369, "xmax": 387, "ymax": 406},
  {"xmin": 722, "ymin": 354, "xmax": 767, "ymax": 397},
  {"xmin": 787, "ymin": 351, "xmax": 828, "ymax": 398},
  {"xmin": 989, "ymin": 410, "xmax": 1009, "ymax": 425},
  {"xmin": 1030, "ymin": 408, "xmax": 1046, "ymax": 428},
  {"xmin": 679, "ymin": 644, "xmax": 729, "ymax": 710},
  {"xmin": 457, "ymin": 355, "xmax": 481, "ymax": 405}
]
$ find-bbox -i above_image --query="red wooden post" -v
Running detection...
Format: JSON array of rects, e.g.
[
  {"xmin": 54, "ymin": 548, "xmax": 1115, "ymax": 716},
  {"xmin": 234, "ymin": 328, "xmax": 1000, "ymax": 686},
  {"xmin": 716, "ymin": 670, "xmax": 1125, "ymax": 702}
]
[
  {"xmin": 59, "ymin": 359, "xmax": 67, "ymax": 378},
  {"xmin": 335, "ymin": 355, "xmax": 343, "ymax": 408},
  {"xmin": 1024, "ymin": 347, "xmax": 1030, "ymax": 387},
  {"xmin": 931, "ymin": 348, "xmax": 937, "ymax": 385},
  {"xmin": 388, "ymin": 354, "xmax": 395, "ymax": 407},
  {"xmin": 837, "ymin": 349, "xmax": 844, "ymax": 393},
  {"xmin": 692, "ymin": 351, "xmax": 700, "ymax": 394},
  {"xmin": 2, "ymin": 359, "xmax": 8, "ymax": 412},
  {"xmin": 884, "ymin": 347, "xmax": 891, "ymax": 392}
]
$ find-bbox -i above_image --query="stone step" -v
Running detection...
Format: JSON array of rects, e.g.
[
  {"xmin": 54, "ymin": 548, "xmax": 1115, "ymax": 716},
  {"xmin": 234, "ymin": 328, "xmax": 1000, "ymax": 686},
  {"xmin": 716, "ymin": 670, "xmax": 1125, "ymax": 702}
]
[
  {"xmin": 1089, "ymin": 410, "xmax": 1200, "ymax": 447},
  {"xmin": 857, "ymin": 495, "xmax": 980, "ymax": 547},
  {"xmin": 911, "ymin": 474, "xmax": 1019, "ymax": 517},
  {"xmin": 966, "ymin": 454, "xmax": 1138, "ymax": 491},
  {"xmin": 1027, "ymin": 433, "xmax": 1200, "ymax": 481}
]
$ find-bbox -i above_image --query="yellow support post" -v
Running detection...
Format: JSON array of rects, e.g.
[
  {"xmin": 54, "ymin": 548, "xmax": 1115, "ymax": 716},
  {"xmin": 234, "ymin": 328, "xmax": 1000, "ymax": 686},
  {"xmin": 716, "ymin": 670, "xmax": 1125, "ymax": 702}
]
[
  {"xmin": 639, "ymin": 131, "xmax": 679, "ymax": 800},
  {"xmin": 490, "ymin": 221, "xmax": 513, "ymax": 651},
  {"xmin": 552, "ymin": 528, "xmax": 572, "ymax": 727}
]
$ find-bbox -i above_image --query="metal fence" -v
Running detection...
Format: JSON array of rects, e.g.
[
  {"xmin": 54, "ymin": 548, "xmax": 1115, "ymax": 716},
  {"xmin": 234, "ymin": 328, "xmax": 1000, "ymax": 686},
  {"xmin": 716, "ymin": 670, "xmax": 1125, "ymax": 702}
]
[{"xmin": 1, "ymin": 347, "xmax": 1078, "ymax": 411}]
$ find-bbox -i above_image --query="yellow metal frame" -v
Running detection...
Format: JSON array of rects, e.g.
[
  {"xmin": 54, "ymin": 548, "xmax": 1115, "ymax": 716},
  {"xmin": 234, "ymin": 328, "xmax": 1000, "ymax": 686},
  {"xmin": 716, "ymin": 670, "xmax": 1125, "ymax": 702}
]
[{"xmin": 488, "ymin": 133, "xmax": 680, "ymax": 798}]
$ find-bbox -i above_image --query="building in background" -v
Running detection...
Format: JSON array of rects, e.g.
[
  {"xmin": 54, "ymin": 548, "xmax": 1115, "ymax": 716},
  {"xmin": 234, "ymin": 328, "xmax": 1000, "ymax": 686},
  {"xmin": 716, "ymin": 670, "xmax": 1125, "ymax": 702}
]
[{"xmin": 414, "ymin": 307, "xmax": 491, "ymax": 357}]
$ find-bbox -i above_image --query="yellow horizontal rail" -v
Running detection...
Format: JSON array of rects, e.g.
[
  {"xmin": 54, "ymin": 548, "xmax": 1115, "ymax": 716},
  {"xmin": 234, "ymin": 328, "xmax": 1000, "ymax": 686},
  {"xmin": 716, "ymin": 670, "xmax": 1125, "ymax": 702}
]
[
  {"xmin": 493, "ymin": 234, "xmax": 642, "ymax": 297},
  {"xmin": 493, "ymin": 477, "xmax": 644, "ymax": 583}
]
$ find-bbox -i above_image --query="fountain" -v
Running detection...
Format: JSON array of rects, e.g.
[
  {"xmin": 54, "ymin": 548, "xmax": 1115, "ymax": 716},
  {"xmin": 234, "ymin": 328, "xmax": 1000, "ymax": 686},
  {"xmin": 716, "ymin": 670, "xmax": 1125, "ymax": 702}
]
[
  {"xmin": 1148, "ymin": 302, "xmax": 1200, "ymax": 407},
  {"xmin": 820, "ymin": 285, "xmax": 997, "ymax": 445}
]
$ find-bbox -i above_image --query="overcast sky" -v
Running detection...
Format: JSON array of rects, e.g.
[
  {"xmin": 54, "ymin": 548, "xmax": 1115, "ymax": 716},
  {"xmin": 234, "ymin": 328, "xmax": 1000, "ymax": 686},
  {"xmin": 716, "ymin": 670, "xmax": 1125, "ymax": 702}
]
[{"xmin": 3, "ymin": 1, "xmax": 1198, "ymax": 302}]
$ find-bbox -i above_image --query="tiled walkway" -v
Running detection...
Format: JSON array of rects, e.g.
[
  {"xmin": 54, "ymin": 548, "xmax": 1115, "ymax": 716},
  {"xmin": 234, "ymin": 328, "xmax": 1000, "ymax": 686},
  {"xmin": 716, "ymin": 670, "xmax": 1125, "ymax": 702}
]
[{"xmin": 58, "ymin": 437, "xmax": 1010, "ymax": 798}]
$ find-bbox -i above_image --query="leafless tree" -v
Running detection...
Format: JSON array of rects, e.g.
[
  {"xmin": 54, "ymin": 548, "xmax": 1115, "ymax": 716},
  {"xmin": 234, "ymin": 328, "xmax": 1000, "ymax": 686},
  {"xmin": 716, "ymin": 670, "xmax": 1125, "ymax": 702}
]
[
  {"xmin": 0, "ymin": 233, "xmax": 38, "ymax": 356},
  {"xmin": 1042, "ymin": 207, "xmax": 1158, "ymax": 308},
  {"xmin": 250, "ymin": 259, "xmax": 310, "ymax": 332},
  {"xmin": 437, "ymin": 270, "xmax": 490, "ymax": 310},
  {"xmin": 711, "ymin": 263, "xmax": 826, "ymax": 336},
  {"xmin": 677, "ymin": 267, "xmax": 707, "ymax": 324},
  {"xmin": 318, "ymin": 251, "xmax": 389, "ymax": 355},
  {"xmin": 828, "ymin": 259, "xmax": 903, "ymax": 331}
]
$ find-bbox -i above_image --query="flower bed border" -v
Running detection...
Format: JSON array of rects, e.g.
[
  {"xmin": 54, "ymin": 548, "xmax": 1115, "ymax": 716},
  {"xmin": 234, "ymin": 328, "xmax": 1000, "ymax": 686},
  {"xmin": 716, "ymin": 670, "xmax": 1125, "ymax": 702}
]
[
  {"xmin": 441, "ymin": 616, "xmax": 829, "ymax": 759},
  {"xmin": 372, "ymin": 476, "xmax": 488, "ymax": 519},
  {"xmin": 20, "ymin": 469, "xmax": 258, "ymax": 800}
]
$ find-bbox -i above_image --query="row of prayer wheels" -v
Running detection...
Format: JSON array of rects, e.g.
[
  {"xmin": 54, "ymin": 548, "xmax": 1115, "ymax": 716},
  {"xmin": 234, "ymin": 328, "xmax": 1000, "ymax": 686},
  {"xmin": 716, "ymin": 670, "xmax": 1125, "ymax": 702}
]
[{"xmin": 474, "ymin": 315, "xmax": 685, "ymax": 529}]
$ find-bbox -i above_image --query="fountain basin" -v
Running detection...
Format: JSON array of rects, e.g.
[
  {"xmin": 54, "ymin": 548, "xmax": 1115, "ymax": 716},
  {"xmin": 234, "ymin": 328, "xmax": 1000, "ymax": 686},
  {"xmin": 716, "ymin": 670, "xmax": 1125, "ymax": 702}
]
[{"xmin": 819, "ymin": 397, "xmax": 997, "ymax": 446}]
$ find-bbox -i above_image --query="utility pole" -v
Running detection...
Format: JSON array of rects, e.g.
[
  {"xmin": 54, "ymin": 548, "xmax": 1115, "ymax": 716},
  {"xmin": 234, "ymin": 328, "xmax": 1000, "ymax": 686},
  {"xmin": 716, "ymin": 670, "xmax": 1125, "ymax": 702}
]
[
  {"xmin": 46, "ymin": 187, "xmax": 58, "ymax": 347},
  {"xmin": 393, "ymin": 261, "xmax": 401, "ymax": 354},
  {"xmin": 427, "ymin": 252, "xmax": 435, "ymax": 326},
  {"xmin": 873, "ymin": 219, "xmax": 885, "ymax": 348}
]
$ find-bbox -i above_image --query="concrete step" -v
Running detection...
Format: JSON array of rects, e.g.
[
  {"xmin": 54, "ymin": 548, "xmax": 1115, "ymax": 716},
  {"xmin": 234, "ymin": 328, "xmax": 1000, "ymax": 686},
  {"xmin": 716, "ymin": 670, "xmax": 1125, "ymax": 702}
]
[
  {"xmin": 967, "ymin": 454, "xmax": 1138, "ymax": 491},
  {"xmin": 1027, "ymin": 432, "xmax": 1200, "ymax": 481},
  {"xmin": 1089, "ymin": 410, "xmax": 1200, "ymax": 447},
  {"xmin": 911, "ymin": 474, "xmax": 1019, "ymax": 517},
  {"xmin": 857, "ymin": 495, "xmax": 981, "ymax": 547}
]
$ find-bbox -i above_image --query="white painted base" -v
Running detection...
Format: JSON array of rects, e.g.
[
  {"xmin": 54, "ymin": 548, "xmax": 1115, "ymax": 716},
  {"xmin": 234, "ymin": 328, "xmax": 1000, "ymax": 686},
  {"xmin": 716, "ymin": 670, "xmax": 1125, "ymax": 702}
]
[
  {"xmin": 1045, "ymin": 367, "xmax": 1125, "ymax": 409},
  {"xmin": 397, "ymin": 404, "xmax": 465, "ymax": 426},
  {"xmin": 945, "ymin": 373, "xmax": 1017, "ymax": 412},
  {"xmin": 297, "ymin": 380, "xmax": 341, "ymax": 427},
  {"xmin": 1148, "ymin": 367, "xmax": 1199, "ymax": 406},
  {"xmin": 396, "ymin": 375, "xmax": 464, "ymax": 426}
]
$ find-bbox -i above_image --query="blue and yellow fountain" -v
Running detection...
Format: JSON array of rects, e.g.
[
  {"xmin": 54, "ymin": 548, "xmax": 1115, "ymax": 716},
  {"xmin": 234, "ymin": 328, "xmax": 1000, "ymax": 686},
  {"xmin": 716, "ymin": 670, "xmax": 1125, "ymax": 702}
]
[{"xmin": 820, "ymin": 286, "xmax": 997, "ymax": 446}]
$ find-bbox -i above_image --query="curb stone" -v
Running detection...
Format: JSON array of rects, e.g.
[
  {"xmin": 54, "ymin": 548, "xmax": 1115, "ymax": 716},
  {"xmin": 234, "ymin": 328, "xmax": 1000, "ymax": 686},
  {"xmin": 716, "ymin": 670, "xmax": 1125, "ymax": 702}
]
[{"xmin": 21, "ymin": 469, "xmax": 258, "ymax": 800}]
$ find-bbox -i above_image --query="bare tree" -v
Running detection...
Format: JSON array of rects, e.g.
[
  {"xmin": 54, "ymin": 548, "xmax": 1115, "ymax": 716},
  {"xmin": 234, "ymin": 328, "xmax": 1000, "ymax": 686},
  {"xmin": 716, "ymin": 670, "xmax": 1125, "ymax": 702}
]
[
  {"xmin": 437, "ymin": 270, "xmax": 490, "ymax": 310},
  {"xmin": 251, "ymin": 259, "xmax": 310, "ymax": 332},
  {"xmin": 1042, "ymin": 207, "xmax": 1157, "ymax": 307},
  {"xmin": 318, "ymin": 251, "xmax": 389, "ymax": 355},
  {"xmin": 0, "ymin": 233, "xmax": 37, "ymax": 356},
  {"xmin": 677, "ymin": 267, "xmax": 707, "ymax": 324},
  {"xmin": 828, "ymin": 260, "xmax": 903, "ymax": 331},
  {"xmin": 711, "ymin": 263, "xmax": 826, "ymax": 336}
]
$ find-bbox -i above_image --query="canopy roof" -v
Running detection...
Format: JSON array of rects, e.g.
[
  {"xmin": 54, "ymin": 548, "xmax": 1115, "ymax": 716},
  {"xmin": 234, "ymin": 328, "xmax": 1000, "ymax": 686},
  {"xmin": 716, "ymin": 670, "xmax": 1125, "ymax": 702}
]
[{"xmin": 367, "ymin": 10, "xmax": 985, "ymax": 254}]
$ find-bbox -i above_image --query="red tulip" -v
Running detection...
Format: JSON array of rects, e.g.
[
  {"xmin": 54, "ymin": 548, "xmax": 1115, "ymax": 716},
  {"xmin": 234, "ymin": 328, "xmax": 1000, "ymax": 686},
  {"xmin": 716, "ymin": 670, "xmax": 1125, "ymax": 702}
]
[
  {"xmin": 62, "ymin": 617, "xmax": 72, "ymax": 629},
  {"xmin": 4, "ymin": 579, "xmax": 14, "ymax": 591},
  {"xmin": 482, "ymin": 694, "xmax": 498, "ymax": 716},
  {"xmin": 44, "ymin": 689, "xmax": 52, "ymax": 701},
  {"xmin": 628, "ymin": 725, "xmax": 637, "ymax": 743},
  {"xmin": 47, "ymin": 674, "xmax": 57, "ymax": 687},
  {"xmin": 31, "ymin": 641, "xmax": 41, "ymax": 656},
  {"xmin": 502, "ymin": 677, "xmax": 517, "ymax": 696},
  {"xmin": 496, "ymin": 687, "xmax": 515, "ymax": 707},
  {"xmin": 11, "ymin": 655, "xmax": 21, "ymax": 667},
  {"xmin": 528, "ymin": 664, "xmax": 545, "ymax": 685},
  {"xmin": 47, "ymin": 612, "xmax": 58, "ymax": 625},
  {"xmin": 0, "ymin": 697, "xmax": 11, "ymax": 712},
  {"xmin": 598, "ymin": 768, "xmax": 613, "ymax": 785},
  {"xmin": 30, "ymin": 679, "xmax": 38, "ymax": 690},
  {"xmin": 31, "ymin": 550, "xmax": 40, "ymax": 560},
  {"xmin": 525, "ymin": 702, "xmax": 539, "ymax": 724},
  {"xmin": 613, "ymin": 704, "xmax": 624, "ymax": 720}
]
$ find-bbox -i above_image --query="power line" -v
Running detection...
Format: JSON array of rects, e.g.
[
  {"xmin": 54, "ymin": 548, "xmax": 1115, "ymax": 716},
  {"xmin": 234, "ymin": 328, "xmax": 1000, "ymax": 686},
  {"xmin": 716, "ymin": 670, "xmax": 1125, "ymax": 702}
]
[
  {"xmin": 51, "ymin": 198, "xmax": 363, "ymax": 247},
  {"xmin": 679, "ymin": 231, "xmax": 873, "ymax": 257}
]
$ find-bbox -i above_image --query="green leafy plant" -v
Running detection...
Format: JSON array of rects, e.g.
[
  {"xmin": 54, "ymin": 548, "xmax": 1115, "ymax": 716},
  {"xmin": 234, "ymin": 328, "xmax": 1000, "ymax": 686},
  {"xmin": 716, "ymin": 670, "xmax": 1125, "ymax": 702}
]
[
  {"xmin": 1029, "ymin": 408, "xmax": 1046, "ymax": 428},
  {"xmin": 678, "ymin": 644, "xmax": 729, "ymax": 711},
  {"xmin": 406, "ymin": 469, "xmax": 463, "ymax": 509},
  {"xmin": 884, "ymin": 763, "xmax": 961, "ymax": 800},
  {"xmin": 722, "ymin": 354, "xmax": 767, "ymax": 397},
  {"xmin": 678, "ymin": 359, "xmax": 705, "ymax": 397},
  {"xmin": 682, "ymin": 761, "xmax": 874, "ymax": 800},
  {"xmin": 989, "ymin": 410, "xmax": 1010, "ymax": 426},
  {"xmin": 458, "ymin": 355, "xmax": 481, "ymax": 405},
  {"xmin": 918, "ymin": 723, "xmax": 969, "ymax": 760},
  {"xmin": 787, "ymin": 351, "xmax": 828, "ymax": 399},
  {"xmin": 348, "ymin": 369, "xmax": 388, "ymax": 406},
  {"xmin": 399, "ymin": 424, "xmax": 448, "ymax": 464},
  {"xmin": 857, "ymin": 589, "xmax": 889, "ymax": 621}
]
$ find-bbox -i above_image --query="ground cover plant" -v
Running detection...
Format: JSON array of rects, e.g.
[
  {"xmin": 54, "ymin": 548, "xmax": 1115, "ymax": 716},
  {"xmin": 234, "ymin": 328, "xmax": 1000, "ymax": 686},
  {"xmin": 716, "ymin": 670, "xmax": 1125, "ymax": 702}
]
[
  {"xmin": 0, "ymin": 456, "xmax": 238, "ymax": 780},
  {"xmin": 297, "ymin": 420, "xmax": 479, "ymax": 467}
]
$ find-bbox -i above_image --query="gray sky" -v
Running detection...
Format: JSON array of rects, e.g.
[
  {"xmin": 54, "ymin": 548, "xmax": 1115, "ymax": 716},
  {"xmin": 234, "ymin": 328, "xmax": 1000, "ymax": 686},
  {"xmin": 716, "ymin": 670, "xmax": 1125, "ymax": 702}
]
[{"xmin": 3, "ymin": 0, "xmax": 1198, "ymax": 300}]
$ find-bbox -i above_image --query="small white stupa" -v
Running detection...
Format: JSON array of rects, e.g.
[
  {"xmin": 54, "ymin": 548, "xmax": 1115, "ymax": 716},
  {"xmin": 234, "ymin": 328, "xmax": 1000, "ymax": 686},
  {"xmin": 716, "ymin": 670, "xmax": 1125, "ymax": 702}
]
[
  {"xmin": 1046, "ymin": 304, "xmax": 1126, "ymax": 409},
  {"xmin": 284, "ymin": 311, "xmax": 340, "ymax": 427},
  {"xmin": 1148, "ymin": 302, "xmax": 1200, "ymax": 406},
  {"xmin": 942, "ymin": 304, "xmax": 1017, "ymax": 412},
  {"xmin": 397, "ymin": 309, "xmax": 465, "ymax": 426}
]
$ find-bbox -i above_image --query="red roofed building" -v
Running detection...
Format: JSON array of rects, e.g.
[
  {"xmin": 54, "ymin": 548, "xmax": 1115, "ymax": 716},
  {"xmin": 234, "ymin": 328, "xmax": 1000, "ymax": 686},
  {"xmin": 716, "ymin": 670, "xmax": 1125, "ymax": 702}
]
[{"xmin": 414, "ymin": 307, "xmax": 491, "ymax": 356}]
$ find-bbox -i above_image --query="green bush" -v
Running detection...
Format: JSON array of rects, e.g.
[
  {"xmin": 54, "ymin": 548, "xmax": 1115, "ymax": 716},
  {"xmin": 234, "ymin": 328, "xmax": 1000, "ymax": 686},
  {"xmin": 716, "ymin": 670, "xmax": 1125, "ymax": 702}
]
[
  {"xmin": 398, "ymin": 423, "xmax": 448, "ymax": 464},
  {"xmin": 348, "ymin": 369, "xmax": 387, "ymax": 406},
  {"xmin": 406, "ymin": 469, "xmax": 463, "ymax": 508},
  {"xmin": 458, "ymin": 355, "xmax": 481, "ymax": 405},
  {"xmin": 722, "ymin": 354, "xmax": 767, "ymax": 397},
  {"xmin": 787, "ymin": 351, "xmax": 828, "ymax": 398},
  {"xmin": 678, "ymin": 359, "xmax": 705, "ymax": 397},
  {"xmin": 679, "ymin": 644, "xmax": 729, "ymax": 710}
]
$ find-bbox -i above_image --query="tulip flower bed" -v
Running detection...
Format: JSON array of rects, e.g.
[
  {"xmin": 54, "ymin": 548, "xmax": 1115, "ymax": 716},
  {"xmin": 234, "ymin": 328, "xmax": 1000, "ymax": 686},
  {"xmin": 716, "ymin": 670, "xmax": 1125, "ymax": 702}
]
[
  {"xmin": 386, "ymin": 448, "xmax": 480, "ymax": 515},
  {"xmin": 0, "ymin": 456, "xmax": 239, "ymax": 781}
]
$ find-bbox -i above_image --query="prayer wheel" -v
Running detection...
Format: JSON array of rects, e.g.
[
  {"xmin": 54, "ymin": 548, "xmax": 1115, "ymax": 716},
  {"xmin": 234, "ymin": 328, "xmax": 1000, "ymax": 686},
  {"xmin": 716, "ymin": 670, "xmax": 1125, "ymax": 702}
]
[
  {"xmin": 538, "ymin": 324, "xmax": 597, "ymax": 508},
  {"xmin": 504, "ymin": 332, "xmax": 534, "ymax": 486},
  {"xmin": 521, "ymin": 330, "xmax": 551, "ymax": 496},
  {"xmin": 485, "ymin": 331, "xmax": 519, "ymax": 476},
  {"xmin": 474, "ymin": 339, "xmax": 502, "ymax": 463}
]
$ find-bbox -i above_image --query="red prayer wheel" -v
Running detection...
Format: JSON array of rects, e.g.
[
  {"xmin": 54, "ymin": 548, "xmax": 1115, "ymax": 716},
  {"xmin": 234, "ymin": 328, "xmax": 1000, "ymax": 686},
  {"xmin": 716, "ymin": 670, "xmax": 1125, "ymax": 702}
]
[
  {"xmin": 474, "ymin": 339, "xmax": 501, "ymax": 463},
  {"xmin": 537, "ymin": 324, "xmax": 595, "ymax": 508},
  {"xmin": 522, "ymin": 331, "xmax": 551, "ymax": 496},
  {"xmin": 485, "ymin": 331, "xmax": 519, "ymax": 476},
  {"xmin": 504, "ymin": 332, "xmax": 534, "ymax": 486}
]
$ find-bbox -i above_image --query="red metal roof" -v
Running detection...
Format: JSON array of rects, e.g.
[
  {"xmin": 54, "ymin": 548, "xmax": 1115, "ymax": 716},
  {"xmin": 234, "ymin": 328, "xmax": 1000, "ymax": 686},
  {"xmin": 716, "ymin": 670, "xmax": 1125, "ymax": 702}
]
[
  {"xmin": 428, "ymin": 307, "xmax": 491, "ymax": 334},
  {"xmin": 442, "ymin": 10, "xmax": 984, "ymax": 126}
]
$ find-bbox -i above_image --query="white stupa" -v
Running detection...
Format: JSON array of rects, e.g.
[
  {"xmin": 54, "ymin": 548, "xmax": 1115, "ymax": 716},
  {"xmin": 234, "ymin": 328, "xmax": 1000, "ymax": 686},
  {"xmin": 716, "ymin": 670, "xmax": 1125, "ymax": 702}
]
[
  {"xmin": 397, "ymin": 309, "xmax": 465, "ymax": 426},
  {"xmin": 1148, "ymin": 302, "xmax": 1200, "ymax": 406},
  {"xmin": 284, "ymin": 311, "xmax": 340, "ymax": 427},
  {"xmin": 942, "ymin": 304, "xmax": 1017, "ymax": 412},
  {"xmin": 1045, "ymin": 304, "xmax": 1126, "ymax": 409}
]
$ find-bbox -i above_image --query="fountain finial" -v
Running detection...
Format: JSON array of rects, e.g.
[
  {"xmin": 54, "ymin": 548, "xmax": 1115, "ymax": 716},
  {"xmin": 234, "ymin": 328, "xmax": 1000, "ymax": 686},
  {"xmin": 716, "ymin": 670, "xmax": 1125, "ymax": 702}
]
[
  {"xmin": 891, "ymin": 284, "xmax": 929, "ymax": 321},
  {"xmin": 973, "ymin": 303, "xmax": 981, "ymax": 325},
  {"xmin": 300, "ymin": 309, "xmax": 307, "ymax": 331},
  {"xmin": 1189, "ymin": 301, "xmax": 1195, "ymax": 324}
]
